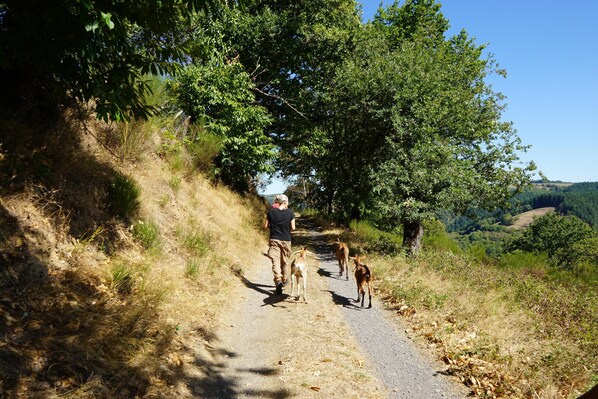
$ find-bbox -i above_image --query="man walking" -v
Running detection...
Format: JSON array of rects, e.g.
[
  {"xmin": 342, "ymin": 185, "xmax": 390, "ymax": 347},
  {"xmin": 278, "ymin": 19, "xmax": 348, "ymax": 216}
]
[{"xmin": 264, "ymin": 194, "xmax": 295, "ymax": 295}]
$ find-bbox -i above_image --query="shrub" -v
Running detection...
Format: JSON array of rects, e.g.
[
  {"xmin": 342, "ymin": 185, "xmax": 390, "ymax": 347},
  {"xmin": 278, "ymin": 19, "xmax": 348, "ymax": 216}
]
[
  {"xmin": 349, "ymin": 219, "xmax": 382, "ymax": 243},
  {"xmin": 423, "ymin": 218, "xmax": 462, "ymax": 254},
  {"xmin": 349, "ymin": 219, "xmax": 403, "ymax": 255},
  {"xmin": 183, "ymin": 230, "xmax": 212, "ymax": 257},
  {"xmin": 132, "ymin": 220, "xmax": 160, "ymax": 250},
  {"xmin": 107, "ymin": 172, "xmax": 141, "ymax": 220}
]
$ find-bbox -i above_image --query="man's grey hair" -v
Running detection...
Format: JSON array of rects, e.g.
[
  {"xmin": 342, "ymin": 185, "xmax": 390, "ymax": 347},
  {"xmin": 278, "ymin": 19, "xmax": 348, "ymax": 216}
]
[{"xmin": 274, "ymin": 194, "xmax": 289, "ymax": 204}]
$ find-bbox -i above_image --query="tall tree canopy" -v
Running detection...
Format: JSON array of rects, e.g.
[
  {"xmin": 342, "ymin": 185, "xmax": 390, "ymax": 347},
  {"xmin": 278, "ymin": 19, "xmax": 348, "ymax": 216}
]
[
  {"xmin": 276, "ymin": 0, "xmax": 535, "ymax": 255},
  {"xmin": 0, "ymin": 0, "xmax": 237, "ymax": 122}
]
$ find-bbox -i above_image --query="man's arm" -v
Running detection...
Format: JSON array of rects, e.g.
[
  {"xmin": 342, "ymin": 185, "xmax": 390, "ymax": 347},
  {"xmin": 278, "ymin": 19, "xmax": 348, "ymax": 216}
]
[{"xmin": 290, "ymin": 218, "xmax": 296, "ymax": 231}]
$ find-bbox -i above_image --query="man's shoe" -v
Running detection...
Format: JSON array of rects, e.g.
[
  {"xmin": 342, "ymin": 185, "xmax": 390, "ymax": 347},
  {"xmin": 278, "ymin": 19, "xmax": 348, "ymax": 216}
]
[{"xmin": 275, "ymin": 282, "xmax": 283, "ymax": 295}]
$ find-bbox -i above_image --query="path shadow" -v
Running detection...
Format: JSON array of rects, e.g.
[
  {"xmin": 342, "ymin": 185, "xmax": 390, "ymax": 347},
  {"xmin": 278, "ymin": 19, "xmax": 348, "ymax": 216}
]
[
  {"xmin": 186, "ymin": 344, "xmax": 291, "ymax": 399},
  {"xmin": 239, "ymin": 274, "xmax": 289, "ymax": 307},
  {"xmin": 325, "ymin": 290, "xmax": 362, "ymax": 310}
]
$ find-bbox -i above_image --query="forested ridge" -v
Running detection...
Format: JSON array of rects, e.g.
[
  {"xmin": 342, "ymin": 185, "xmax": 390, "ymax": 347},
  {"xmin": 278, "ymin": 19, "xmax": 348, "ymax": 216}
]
[
  {"xmin": 514, "ymin": 182, "xmax": 598, "ymax": 228},
  {"xmin": 1, "ymin": 0, "xmax": 597, "ymax": 398}
]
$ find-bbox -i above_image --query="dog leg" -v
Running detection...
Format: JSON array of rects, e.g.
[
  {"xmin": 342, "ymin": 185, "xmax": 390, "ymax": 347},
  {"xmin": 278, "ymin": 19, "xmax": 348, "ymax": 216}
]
[{"xmin": 302, "ymin": 273, "xmax": 307, "ymax": 303}]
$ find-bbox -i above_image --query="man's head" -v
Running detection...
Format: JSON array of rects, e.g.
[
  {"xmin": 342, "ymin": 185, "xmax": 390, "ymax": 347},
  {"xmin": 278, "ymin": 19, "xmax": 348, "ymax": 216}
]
[{"xmin": 274, "ymin": 194, "xmax": 289, "ymax": 205}]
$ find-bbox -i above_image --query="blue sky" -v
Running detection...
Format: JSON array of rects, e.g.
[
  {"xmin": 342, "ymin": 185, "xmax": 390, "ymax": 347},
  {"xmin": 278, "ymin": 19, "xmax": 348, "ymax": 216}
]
[
  {"xmin": 261, "ymin": 0, "xmax": 598, "ymax": 195},
  {"xmin": 360, "ymin": 0, "xmax": 598, "ymax": 183}
]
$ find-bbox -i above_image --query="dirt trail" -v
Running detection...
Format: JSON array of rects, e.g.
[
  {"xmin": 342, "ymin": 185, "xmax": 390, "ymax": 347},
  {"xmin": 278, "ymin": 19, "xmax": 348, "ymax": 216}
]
[{"xmin": 185, "ymin": 219, "xmax": 469, "ymax": 398}]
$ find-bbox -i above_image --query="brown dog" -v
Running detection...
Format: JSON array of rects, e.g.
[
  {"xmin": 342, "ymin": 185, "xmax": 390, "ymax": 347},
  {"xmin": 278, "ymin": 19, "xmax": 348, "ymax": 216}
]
[
  {"xmin": 350, "ymin": 255, "xmax": 372, "ymax": 308},
  {"xmin": 334, "ymin": 238, "xmax": 350, "ymax": 280}
]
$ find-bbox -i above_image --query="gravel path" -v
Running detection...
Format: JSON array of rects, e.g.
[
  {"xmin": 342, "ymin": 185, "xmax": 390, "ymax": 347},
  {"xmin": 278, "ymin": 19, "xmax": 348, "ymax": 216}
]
[
  {"xmin": 190, "ymin": 218, "xmax": 470, "ymax": 398},
  {"xmin": 306, "ymin": 222, "xmax": 469, "ymax": 399}
]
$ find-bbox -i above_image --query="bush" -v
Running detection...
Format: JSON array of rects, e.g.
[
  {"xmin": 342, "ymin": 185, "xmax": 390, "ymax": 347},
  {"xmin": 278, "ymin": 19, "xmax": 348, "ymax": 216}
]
[
  {"xmin": 349, "ymin": 219, "xmax": 382, "ymax": 243},
  {"xmin": 423, "ymin": 218, "xmax": 462, "ymax": 254},
  {"xmin": 509, "ymin": 213, "xmax": 598, "ymax": 268},
  {"xmin": 132, "ymin": 220, "xmax": 160, "ymax": 250},
  {"xmin": 349, "ymin": 219, "xmax": 404, "ymax": 255},
  {"xmin": 108, "ymin": 172, "xmax": 141, "ymax": 220},
  {"xmin": 185, "ymin": 123, "xmax": 222, "ymax": 177}
]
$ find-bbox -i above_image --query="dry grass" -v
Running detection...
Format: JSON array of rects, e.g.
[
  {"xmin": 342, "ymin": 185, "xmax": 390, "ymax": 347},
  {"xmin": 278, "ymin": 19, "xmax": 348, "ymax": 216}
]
[
  {"xmin": 508, "ymin": 207, "xmax": 556, "ymax": 230},
  {"xmin": 361, "ymin": 249, "xmax": 597, "ymax": 399},
  {"xmin": 0, "ymin": 112, "xmax": 269, "ymax": 397},
  {"xmin": 319, "ymin": 217, "xmax": 598, "ymax": 399}
]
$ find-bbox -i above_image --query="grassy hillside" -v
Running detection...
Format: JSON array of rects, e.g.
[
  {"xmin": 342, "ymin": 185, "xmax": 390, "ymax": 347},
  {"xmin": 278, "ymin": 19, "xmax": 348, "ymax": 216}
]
[
  {"xmin": 2, "ymin": 111, "xmax": 596, "ymax": 398},
  {"xmin": 0, "ymin": 111, "xmax": 269, "ymax": 397},
  {"xmin": 326, "ymin": 219, "xmax": 598, "ymax": 399}
]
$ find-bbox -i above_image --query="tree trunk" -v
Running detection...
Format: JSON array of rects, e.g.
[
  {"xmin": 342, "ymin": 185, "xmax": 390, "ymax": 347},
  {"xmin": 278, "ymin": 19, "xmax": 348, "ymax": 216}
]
[
  {"xmin": 350, "ymin": 204, "xmax": 361, "ymax": 221},
  {"xmin": 327, "ymin": 191, "xmax": 334, "ymax": 215},
  {"xmin": 402, "ymin": 220, "xmax": 424, "ymax": 257}
]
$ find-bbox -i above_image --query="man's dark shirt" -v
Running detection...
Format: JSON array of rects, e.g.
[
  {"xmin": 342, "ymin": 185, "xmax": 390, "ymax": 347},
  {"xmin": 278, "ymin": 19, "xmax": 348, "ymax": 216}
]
[{"xmin": 267, "ymin": 208, "xmax": 295, "ymax": 241}]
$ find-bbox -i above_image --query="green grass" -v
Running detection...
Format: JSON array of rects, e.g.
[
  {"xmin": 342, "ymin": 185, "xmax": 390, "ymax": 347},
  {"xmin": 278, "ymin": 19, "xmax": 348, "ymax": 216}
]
[
  {"xmin": 132, "ymin": 220, "xmax": 160, "ymax": 250},
  {"xmin": 108, "ymin": 172, "xmax": 141, "ymax": 220},
  {"xmin": 183, "ymin": 229, "xmax": 212, "ymax": 256},
  {"xmin": 349, "ymin": 219, "xmax": 403, "ymax": 254},
  {"xmin": 169, "ymin": 175, "xmax": 182, "ymax": 192},
  {"xmin": 111, "ymin": 261, "xmax": 134, "ymax": 295},
  {"xmin": 185, "ymin": 258, "xmax": 201, "ymax": 280}
]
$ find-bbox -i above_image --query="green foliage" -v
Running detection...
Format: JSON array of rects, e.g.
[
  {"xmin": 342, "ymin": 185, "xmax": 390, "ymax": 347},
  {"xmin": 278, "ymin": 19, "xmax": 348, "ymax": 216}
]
[
  {"xmin": 211, "ymin": 0, "xmax": 361, "ymax": 198},
  {"xmin": 349, "ymin": 219, "xmax": 403, "ymax": 255},
  {"xmin": 508, "ymin": 183, "xmax": 598, "ymax": 231},
  {"xmin": 422, "ymin": 218, "xmax": 462, "ymax": 254},
  {"xmin": 0, "ymin": 0, "xmax": 235, "ymax": 121},
  {"xmin": 499, "ymin": 251, "xmax": 550, "ymax": 271},
  {"xmin": 183, "ymin": 230, "xmax": 212, "ymax": 257},
  {"xmin": 349, "ymin": 219, "xmax": 382, "ymax": 242},
  {"xmin": 169, "ymin": 60, "xmax": 275, "ymax": 192},
  {"xmin": 132, "ymin": 220, "xmax": 160, "ymax": 250},
  {"xmin": 509, "ymin": 213, "xmax": 598, "ymax": 268},
  {"xmin": 107, "ymin": 172, "xmax": 141, "ymax": 220}
]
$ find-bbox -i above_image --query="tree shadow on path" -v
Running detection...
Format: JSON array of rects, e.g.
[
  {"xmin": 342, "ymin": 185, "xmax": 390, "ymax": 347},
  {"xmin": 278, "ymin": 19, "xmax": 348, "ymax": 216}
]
[{"xmin": 239, "ymin": 274, "xmax": 289, "ymax": 307}]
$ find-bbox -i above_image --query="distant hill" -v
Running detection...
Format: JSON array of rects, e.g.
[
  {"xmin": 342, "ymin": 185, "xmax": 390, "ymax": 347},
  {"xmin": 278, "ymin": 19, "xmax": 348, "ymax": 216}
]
[
  {"xmin": 514, "ymin": 182, "xmax": 598, "ymax": 229},
  {"xmin": 507, "ymin": 207, "xmax": 555, "ymax": 229},
  {"xmin": 440, "ymin": 181, "xmax": 598, "ymax": 234}
]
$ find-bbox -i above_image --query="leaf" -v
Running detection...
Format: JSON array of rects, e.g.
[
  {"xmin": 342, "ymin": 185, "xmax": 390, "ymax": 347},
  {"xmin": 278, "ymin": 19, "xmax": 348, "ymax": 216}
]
[
  {"xmin": 85, "ymin": 21, "xmax": 99, "ymax": 32},
  {"xmin": 101, "ymin": 12, "xmax": 115, "ymax": 30},
  {"xmin": 309, "ymin": 386, "xmax": 321, "ymax": 392}
]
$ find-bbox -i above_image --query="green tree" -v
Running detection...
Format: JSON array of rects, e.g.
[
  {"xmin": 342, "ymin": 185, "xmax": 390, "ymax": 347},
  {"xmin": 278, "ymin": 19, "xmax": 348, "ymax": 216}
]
[
  {"xmin": 169, "ymin": 59, "xmax": 275, "ymax": 192},
  {"xmin": 212, "ymin": 0, "xmax": 362, "ymax": 197},
  {"xmin": 0, "ymin": 0, "xmax": 238, "ymax": 122},
  {"xmin": 509, "ymin": 212, "xmax": 598, "ymax": 267},
  {"xmin": 320, "ymin": 0, "xmax": 534, "ymax": 256}
]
